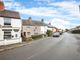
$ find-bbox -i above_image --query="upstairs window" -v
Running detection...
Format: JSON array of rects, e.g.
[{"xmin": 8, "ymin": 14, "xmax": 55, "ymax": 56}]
[
  {"xmin": 4, "ymin": 18, "xmax": 11, "ymax": 25},
  {"xmin": 27, "ymin": 32, "xmax": 30, "ymax": 35},
  {"xmin": 27, "ymin": 26, "xmax": 31, "ymax": 28}
]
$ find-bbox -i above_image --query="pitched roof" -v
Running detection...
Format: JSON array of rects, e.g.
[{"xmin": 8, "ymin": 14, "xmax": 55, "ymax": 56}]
[
  {"xmin": 0, "ymin": 10, "xmax": 20, "ymax": 19},
  {"xmin": 48, "ymin": 25, "xmax": 54, "ymax": 28},
  {"xmin": 22, "ymin": 20, "xmax": 48, "ymax": 26}
]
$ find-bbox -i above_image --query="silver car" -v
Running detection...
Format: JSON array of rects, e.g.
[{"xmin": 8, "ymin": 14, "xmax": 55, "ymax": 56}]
[{"xmin": 53, "ymin": 32, "xmax": 60, "ymax": 37}]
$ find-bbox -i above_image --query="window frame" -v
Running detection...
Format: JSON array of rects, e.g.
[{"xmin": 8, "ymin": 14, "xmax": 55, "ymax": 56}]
[
  {"xmin": 27, "ymin": 32, "xmax": 31, "ymax": 35},
  {"xmin": 4, "ymin": 31, "xmax": 12, "ymax": 39},
  {"xmin": 4, "ymin": 18, "xmax": 11, "ymax": 26}
]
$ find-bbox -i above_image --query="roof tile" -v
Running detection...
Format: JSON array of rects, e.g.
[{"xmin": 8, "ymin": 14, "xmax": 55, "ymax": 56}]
[
  {"xmin": 22, "ymin": 20, "xmax": 48, "ymax": 26},
  {"xmin": 0, "ymin": 10, "xmax": 20, "ymax": 19}
]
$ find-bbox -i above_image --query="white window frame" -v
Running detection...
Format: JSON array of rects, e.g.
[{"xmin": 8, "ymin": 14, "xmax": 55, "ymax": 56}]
[
  {"xmin": 4, "ymin": 18, "xmax": 11, "ymax": 26},
  {"xmin": 4, "ymin": 31, "xmax": 12, "ymax": 39}
]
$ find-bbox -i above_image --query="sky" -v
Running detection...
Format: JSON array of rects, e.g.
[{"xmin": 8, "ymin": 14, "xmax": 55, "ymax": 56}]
[{"xmin": 3, "ymin": 0, "xmax": 80, "ymax": 29}]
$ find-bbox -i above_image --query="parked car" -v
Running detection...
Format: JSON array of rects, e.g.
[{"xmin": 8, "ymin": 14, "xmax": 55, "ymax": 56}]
[
  {"xmin": 53, "ymin": 32, "xmax": 60, "ymax": 37},
  {"xmin": 59, "ymin": 31, "xmax": 63, "ymax": 35}
]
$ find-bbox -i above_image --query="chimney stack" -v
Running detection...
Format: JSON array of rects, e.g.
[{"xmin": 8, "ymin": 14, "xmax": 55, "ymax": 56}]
[
  {"xmin": 41, "ymin": 19, "xmax": 44, "ymax": 23},
  {"xmin": 0, "ymin": 0, "xmax": 5, "ymax": 11},
  {"xmin": 28, "ymin": 17, "xmax": 32, "ymax": 24},
  {"xmin": 49, "ymin": 22, "xmax": 51, "ymax": 25}
]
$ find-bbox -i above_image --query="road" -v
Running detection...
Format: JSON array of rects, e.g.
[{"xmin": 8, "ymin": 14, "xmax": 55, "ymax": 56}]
[{"xmin": 0, "ymin": 33, "xmax": 80, "ymax": 60}]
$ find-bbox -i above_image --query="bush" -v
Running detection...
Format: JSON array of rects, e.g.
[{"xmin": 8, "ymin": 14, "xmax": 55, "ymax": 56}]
[
  {"xmin": 22, "ymin": 36, "xmax": 33, "ymax": 42},
  {"xmin": 44, "ymin": 34, "xmax": 47, "ymax": 37},
  {"xmin": 71, "ymin": 30, "xmax": 80, "ymax": 34},
  {"xmin": 22, "ymin": 36, "xmax": 26, "ymax": 41},
  {"xmin": 46, "ymin": 30, "xmax": 53, "ymax": 37},
  {"xmin": 22, "ymin": 34, "xmax": 47, "ymax": 42},
  {"xmin": 31, "ymin": 35, "xmax": 43, "ymax": 40},
  {"xmin": 26, "ymin": 37, "xmax": 33, "ymax": 42}
]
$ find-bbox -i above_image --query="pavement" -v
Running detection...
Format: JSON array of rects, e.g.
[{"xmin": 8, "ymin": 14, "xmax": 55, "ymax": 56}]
[
  {"xmin": 0, "ymin": 33, "xmax": 80, "ymax": 60},
  {"xmin": 0, "ymin": 42, "xmax": 27, "ymax": 52},
  {"xmin": 0, "ymin": 37, "xmax": 50, "ymax": 52},
  {"xmin": 73, "ymin": 34, "xmax": 80, "ymax": 40}
]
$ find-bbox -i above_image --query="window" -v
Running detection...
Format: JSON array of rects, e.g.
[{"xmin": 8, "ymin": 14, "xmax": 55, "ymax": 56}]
[
  {"xmin": 27, "ymin": 26, "xmax": 31, "ymax": 28},
  {"xmin": 4, "ymin": 18, "xmax": 11, "ymax": 25},
  {"xmin": 2, "ymin": 29, "xmax": 12, "ymax": 31},
  {"xmin": 14, "ymin": 29, "xmax": 19, "ymax": 32},
  {"xmin": 27, "ymin": 32, "xmax": 30, "ymax": 35},
  {"xmin": 24, "ymin": 32, "xmax": 26, "ymax": 36},
  {"xmin": 4, "ymin": 31, "xmax": 11, "ymax": 39},
  {"xmin": 34, "ymin": 33, "xmax": 38, "ymax": 35},
  {"xmin": 15, "ymin": 34, "xmax": 18, "ymax": 37},
  {"xmin": 35, "ymin": 27, "xmax": 37, "ymax": 29}
]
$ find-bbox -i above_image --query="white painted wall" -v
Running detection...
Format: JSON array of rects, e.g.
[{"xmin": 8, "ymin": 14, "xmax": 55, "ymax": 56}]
[
  {"xmin": 4, "ymin": 38, "xmax": 22, "ymax": 45},
  {"xmin": 0, "ymin": 17, "xmax": 22, "ymax": 46},
  {"xmin": 11, "ymin": 19, "xmax": 22, "ymax": 30},
  {"xmin": 41, "ymin": 26, "xmax": 48, "ymax": 34},
  {"xmin": 0, "ymin": 29, "xmax": 4, "ymax": 45},
  {"xmin": 0, "ymin": 17, "xmax": 4, "ymax": 26},
  {"xmin": 0, "ymin": 29, "xmax": 3, "ymax": 40},
  {"xmin": 11, "ymin": 18, "xmax": 22, "ymax": 40},
  {"xmin": 0, "ymin": 41, "xmax": 4, "ymax": 46},
  {"xmin": 47, "ymin": 27, "xmax": 52, "ymax": 31},
  {"xmin": 12, "ymin": 29, "xmax": 21, "ymax": 39},
  {"xmin": 0, "ymin": 17, "xmax": 4, "ymax": 41}
]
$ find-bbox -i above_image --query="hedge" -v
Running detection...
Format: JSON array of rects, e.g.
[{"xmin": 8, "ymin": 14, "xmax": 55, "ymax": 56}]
[
  {"xmin": 46, "ymin": 30, "xmax": 53, "ymax": 37},
  {"xmin": 71, "ymin": 30, "xmax": 80, "ymax": 34},
  {"xmin": 31, "ymin": 34, "xmax": 43, "ymax": 40}
]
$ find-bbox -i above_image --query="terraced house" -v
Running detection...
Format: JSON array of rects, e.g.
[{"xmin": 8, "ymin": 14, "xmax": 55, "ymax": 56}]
[
  {"xmin": 22, "ymin": 17, "xmax": 48, "ymax": 38},
  {"xmin": 0, "ymin": 1, "xmax": 22, "ymax": 46}
]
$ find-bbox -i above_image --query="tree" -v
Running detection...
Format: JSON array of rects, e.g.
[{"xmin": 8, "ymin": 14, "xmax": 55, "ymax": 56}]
[{"xmin": 46, "ymin": 30, "xmax": 53, "ymax": 37}]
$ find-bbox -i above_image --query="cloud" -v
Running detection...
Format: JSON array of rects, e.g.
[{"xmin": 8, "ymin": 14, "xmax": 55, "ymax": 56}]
[
  {"xmin": 45, "ymin": 18, "xmax": 80, "ymax": 29},
  {"xmin": 4, "ymin": 0, "xmax": 80, "ymax": 18},
  {"xmin": 51, "ymin": 18, "xmax": 70, "ymax": 29},
  {"xmin": 16, "ymin": 7, "xmax": 59, "ymax": 17},
  {"xmin": 15, "ymin": 1, "xmax": 80, "ymax": 21},
  {"xmin": 4, "ymin": 0, "xmax": 80, "ymax": 29},
  {"xmin": 3, "ymin": 0, "xmax": 14, "ymax": 1},
  {"xmin": 34, "ymin": 0, "xmax": 51, "ymax": 2},
  {"xmin": 16, "ymin": 6, "xmax": 75, "ymax": 21},
  {"xmin": 4, "ymin": 0, "xmax": 24, "ymax": 10},
  {"xmin": 49, "ymin": 1, "xmax": 80, "ymax": 17}
]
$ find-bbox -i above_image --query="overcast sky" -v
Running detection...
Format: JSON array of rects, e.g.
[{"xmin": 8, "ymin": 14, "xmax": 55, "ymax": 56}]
[{"xmin": 3, "ymin": 0, "xmax": 80, "ymax": 29}]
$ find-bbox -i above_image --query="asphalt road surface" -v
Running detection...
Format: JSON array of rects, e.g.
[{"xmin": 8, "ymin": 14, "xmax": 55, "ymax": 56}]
[{"xmin": 0, "ymin": 33, "xmax": 80, "ymax": 60}]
